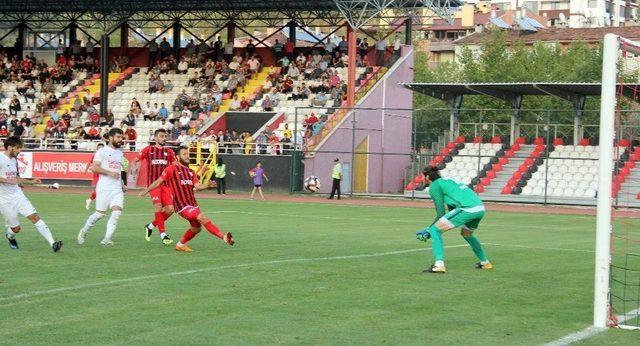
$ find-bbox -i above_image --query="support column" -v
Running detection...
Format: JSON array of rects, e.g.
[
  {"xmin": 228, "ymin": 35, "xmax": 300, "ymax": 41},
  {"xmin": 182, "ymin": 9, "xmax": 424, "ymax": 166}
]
[
  {"xmin": 405, "ymin": 18, "xmax": 412, "ymax": 45},
  {"xmin": 227, "ymin": 22, "xmax": 235, "ymax": 43},
  {"xmin": 346, "ymin": 25, "xmax": 356, "ymax": 108},
  {"xmin": 574, "ymin": 96, "xmax": 586, "ymax": 145},
  {"xmin": 99, "ymin": 34, "xmax": 110, "ymax": 118},
  {"xmin": 172, "ymin": 20, "xmax": 181, "ymax": 58},
  {"xmin": 449, "ymin": 95, "xmax": 463, "ymax": 142},
  {"xmin": 509, "ymin": 95, "xmax": 523, "ymax": 145},
  {"xmin": 69, "ymin": 22, "xmax": 78, "ymax": 47},
  {"xmin": 120, "ymin": 23, "xmax": 129, "ymax": 56},
  {"xmin": 288, "ymin": 21, "xmax": 297, "ymax": 51},
  {"xmin": 16, "ymin": 22, "xmax": 26, "ymax": 59}
]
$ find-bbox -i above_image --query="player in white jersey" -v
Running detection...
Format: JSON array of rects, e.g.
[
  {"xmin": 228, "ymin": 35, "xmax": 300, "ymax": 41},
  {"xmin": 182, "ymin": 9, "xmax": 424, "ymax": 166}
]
[
  {"xmin": 1, "ymin": 137, "xmax": 63, "ymax": 252},
  {"xmin": 77, "ymin": 128, "xmax": 126, "ymax": 246}
]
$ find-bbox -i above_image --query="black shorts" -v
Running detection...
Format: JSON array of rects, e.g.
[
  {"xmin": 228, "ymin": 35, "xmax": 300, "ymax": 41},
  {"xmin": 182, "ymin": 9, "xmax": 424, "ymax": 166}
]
[{"xmin": 254, "ymin": 184, "xmax": 262, "ymax": 188}]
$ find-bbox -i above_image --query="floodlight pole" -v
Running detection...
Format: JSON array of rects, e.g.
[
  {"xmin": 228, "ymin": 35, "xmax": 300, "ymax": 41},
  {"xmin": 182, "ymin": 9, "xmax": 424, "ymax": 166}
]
[
  {"xmin": 99, "ymin": 34, "xmax": 110, "ymax": 118},
  {"xmin": 346, "ymin": 25, "xmax": 356, "ymax": 108},
  {"xmin": 594, "ymin": 33, "xmax": 618, "ymax": 329}
]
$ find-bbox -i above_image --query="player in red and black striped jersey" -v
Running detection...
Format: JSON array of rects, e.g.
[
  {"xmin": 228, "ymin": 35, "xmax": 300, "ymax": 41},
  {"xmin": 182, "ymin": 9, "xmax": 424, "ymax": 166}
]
[
  {"xmin": 133, "ymin": 129, "xmax": 176, "ymax": 245},
  {"xmin": 140, "ymin": 146, "xmax": 234, "ymax": 251}
]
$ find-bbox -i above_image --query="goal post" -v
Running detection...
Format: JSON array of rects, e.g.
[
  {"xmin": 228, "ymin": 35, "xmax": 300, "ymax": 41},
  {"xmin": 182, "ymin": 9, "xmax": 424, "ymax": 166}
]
[
  {"xmin": 596, "ymin": 34, "xmax": 640, "ymax": 330},
  {"xmin": 594, "ymin": 33, "xmax": 617, "ymax": 329}
]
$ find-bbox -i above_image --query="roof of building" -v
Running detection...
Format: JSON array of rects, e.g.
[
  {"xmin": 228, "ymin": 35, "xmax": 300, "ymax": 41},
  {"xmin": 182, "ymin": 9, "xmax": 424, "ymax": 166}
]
[
  {"xmin": 400, "ymin": 82, "xmax": 640, "ymax": 101},
  {"xmin": 456, "ymin": 26, "xmax": 640, "ymax": 45}
]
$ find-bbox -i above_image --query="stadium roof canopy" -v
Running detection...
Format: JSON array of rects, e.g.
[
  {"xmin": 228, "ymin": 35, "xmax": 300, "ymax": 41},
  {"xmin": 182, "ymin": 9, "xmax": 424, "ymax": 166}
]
[
  {"xmin": 0, "ymin": 0, "xmax": 460, "ymax": 30},
  {"xmin": 401, "ymin": 82, "xmax": 640, "ymax": 103}
]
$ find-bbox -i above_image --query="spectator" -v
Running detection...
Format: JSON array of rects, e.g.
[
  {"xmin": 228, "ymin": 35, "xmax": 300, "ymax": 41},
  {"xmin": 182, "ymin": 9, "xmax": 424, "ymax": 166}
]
[
  {"xmin": 246, "ymin": 40, "xmax": 256, "ymax": 56},
  {"xmin": 177, "ymin": 59, "xmax": 189, "ymax": 74},
  {"xmin": 284, "ymin": 39, "xmax": 294, "ymax": 59},
  {"xmin": 9, "ymin": 95, "xmax": 20, "ymax": 115},
  {"xmin": 261, "ymin": 95, "xmax": 273, "ymax": 112},
  {"xmin": 66, "ymin": 126, "xmax": 79, "ymax": 150},
  {"xmin": 123, "ymin": 112, "xmax": 136, "ymax": 127},
  {"xmin": 338, "ymin": 36, "xmax": 348, "ymax": 55},
  {"xmin": 177, "ymin": 129, "xmax": 190, "ymax": 146},
  {"xmin": 239, "ymin": 97, "xmax": 249, "ymax": 111},
  {"xmin": 0, "ymin": 126, "xmax": 8, "ymax": 138},
  {"xmin": 243, "ymin": 131, "xmax": 254, "ymax": 154},
  {"xmin": 163, "ymin": 79, "xmax": 174, "ymax": 93},
  {"xmin": 256, "ymin": 131, "xmax": 268, "ymax": 154},
  {"xmin": 185, "ymin": 39, "xmax": 196, "ymax": 57},
  {"xmin": 272, "ymin": 39, "xmax": 284, "ymax": 61},
  {"xmin": 325, "ymin": 38, "xmax": 336, "ymax": 56},
  {"xmin": 158, "ymin": 103, "xmax": 169, "ymax": 120},
  {"xmin": 358, "ymin": 37, "xmax": 369, "ymax": 58},
  {"xmin": 85, "ymin": 125, "xmax": 101, "ymax": 140},
  {"xmin": 282, "ymin": 123, "xmax": 292, "ymax": 141},
  {"xmin": 159, "ymin": 37, "xmax": 171, "ymax": 59},
  {"xmin": 143, "ymin": 102, "xmax": 154, "ymax": 120},
  {"xmin": 179, "ymin": 109, "xmax": 191, "ymax": 130},
  {"xmin": 124, "ymin": 125, "xmax": 137, "ymax": 151},
  {"xmin": 224, "ymin": 40, "xmax": 234, "ymax": 62},
  {"xmin": 375, "ymin": 37, "xmax": 387, "ymax": 66},
  {"xmin": 313, "ymin": 91, "xmax": 328, "ymax": 107}
]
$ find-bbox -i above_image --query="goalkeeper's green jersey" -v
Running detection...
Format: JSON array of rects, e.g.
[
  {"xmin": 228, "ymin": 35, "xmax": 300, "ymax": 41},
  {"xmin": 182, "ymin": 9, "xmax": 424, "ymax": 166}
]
[{"xmin": 428, "ymin": 177, "xmax": 483, "ymax": 225}]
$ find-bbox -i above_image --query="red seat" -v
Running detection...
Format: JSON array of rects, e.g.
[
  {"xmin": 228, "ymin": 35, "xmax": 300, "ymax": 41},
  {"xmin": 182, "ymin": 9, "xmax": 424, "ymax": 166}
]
[
  {"xmin": 455, "ymin": 135, "xmax": 466, "ymax": 143},
  {"xmin": 486, "ymin": 171, "xmax": 496, "ymax": 179},
  {"xmin": 480, "ymin": 178, "xmax": 490, "ymax": 186},
  {"xmin": 514, "ymin": 171, "xmax": 523, "ymax": 180},
  {"xmin": 619, "ymin": 139, "xmax": 630, "ymax": 147},
  {"xmin": 405, "ymin": 183, "xmax": 415, "ymax": 190},
  {"xmin": 473, "ymin": 136, "xmax": 482, "ymax": 143},
  {"xmin": 491, "ymin": 136, "xmax": 502, "ymax": 144},
  {"xmin": 625, "ymin": 161, "xmax": 636, "ymax": 169},
  {"xmin": 512, "ymin": 143, "xmax": 521, "ymax": 151},
  {"xmin": 616, "ymin": 175, "xmax": 626, "ymax": 184},
  {"xmin": 632, "ymin": 152, "xmax": 640, "ymax": 161},
  {"xmin": 524, "ymin": 158, "xmax": 534, "ymax": 166},
  {"xmin": 413, "ymin": 176, "xmax": 423, "ymax": 184},
  {"xmin": 434, "ymin": 156, "xmax": 443, "ymax": 164},
  {"xmin": 553, "ymin": 138, "xmax": 564, "ymax": 146},
  {"xmin": 501, "ymin": 186, "xmax": 513, "ymax": 194},
  {"xmin": 498, "ymin": 157, "xmax": 508, "ymax": 165},
  {"xmin": 442, "ymin": 147, "xmax": 451, "ymax": 155},
  {"xmin": 493, "ymin": 163, "xmax": 503, "ymax": 172},
  {"xmin": 504, "ymin": 150, "xmax": 514, "ymax": 158},
  {"xmin": 621, "ymin": 167, "xmax": 631, "ymax": 176},
  {"xmin": 515, "ymin": 137, "xmax": 526, "ymax": 145},
  {"xmin": 534, "ymin": 137, "xmax": 545, "ymax": 145},
  {"xmin": 446, "ymin": 142, "xmax": 456, "ymax": 150},
  {"xmin": 518, "ymin": 165, "xmax": 529, "ymax": 173},
  {"xmin": 636, "ymin": 192, "xmax": 640, "ymax": 200},
  {"xmin": 474, "ymin": 185, "xmax": 484, "ymax": 193},
  {"xmin": 579, "ymin": 138, "xmax": 591, "ymax": 146}
]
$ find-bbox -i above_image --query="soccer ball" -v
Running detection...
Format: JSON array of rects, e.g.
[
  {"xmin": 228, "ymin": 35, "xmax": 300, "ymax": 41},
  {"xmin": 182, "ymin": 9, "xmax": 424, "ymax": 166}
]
[
  {"xmin": 304, "ymin": 176, "xmax": 321, "ymax": 192},
  {"xmin": 50, "ymin": 183, "xmax": 60, "ymax": 189}
]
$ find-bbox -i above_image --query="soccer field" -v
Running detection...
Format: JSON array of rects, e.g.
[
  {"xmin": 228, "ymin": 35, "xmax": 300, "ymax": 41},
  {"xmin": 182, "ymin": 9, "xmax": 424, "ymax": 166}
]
[{"xmin": 1, "ymin": 190, "xmax": 638, "ymax": 345}]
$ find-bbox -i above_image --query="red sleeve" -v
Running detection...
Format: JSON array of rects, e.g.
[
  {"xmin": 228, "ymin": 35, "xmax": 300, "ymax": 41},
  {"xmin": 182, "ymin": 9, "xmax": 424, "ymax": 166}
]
[
  {"xmin": 191, "ymin": 169, "xmax": 199, "ymax": 185},
  {"xmin": 138, "ymin": 146, "xmax": 149, "ymax": 160},
  {"xmin": 160, "ymin": 165, "xmax": 175, "ymax": 181},
  {"xmin": 167, "ymin": 149, "xmax": 176, "ymax": 163}
]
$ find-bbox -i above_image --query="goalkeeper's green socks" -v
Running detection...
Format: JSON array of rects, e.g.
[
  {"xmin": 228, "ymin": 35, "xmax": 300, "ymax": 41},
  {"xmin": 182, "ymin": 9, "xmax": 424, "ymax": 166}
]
[
  {"xmin": 463, "ymin": 235, "xmax": 488, "ymax": 263},
  {"xmin": 427, "ymin": 226, "xmax": 444, "ymax": 265}
]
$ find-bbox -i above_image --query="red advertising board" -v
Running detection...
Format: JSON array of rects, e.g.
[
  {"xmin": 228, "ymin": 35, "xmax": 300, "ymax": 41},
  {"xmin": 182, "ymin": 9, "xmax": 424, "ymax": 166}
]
[{"xmin": 13, "ymin": 151, "xmax": 145, "ymax": 186}]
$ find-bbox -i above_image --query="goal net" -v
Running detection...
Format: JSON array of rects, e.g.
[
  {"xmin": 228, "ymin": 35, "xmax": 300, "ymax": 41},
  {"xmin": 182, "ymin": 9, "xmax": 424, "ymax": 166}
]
[{"xmin": 596, "ymin": 34, "xmax": 640, "ymax": 330}]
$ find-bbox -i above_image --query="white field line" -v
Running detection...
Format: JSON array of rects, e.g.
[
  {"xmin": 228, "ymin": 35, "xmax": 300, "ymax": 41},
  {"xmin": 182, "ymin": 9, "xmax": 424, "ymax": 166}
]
[
  {"xmin": 485, "ymin": 243, "xmax": 595, "ymax": 253},
  {"xmin": 0, "ymin": 244, "xmax": 467, "ymax": 303},
  {"xmin": 546, "ymin": 308, "xmax": 640, "ymax": 345}
]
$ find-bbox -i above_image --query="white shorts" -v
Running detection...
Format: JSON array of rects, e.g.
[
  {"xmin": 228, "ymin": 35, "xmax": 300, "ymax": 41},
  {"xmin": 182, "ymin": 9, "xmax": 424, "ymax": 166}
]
[
  {"xmin": 0, "ymin": 193, "xmax": 38, "ymax": 228},
  {"xmin": 95, "ymin": 189, "xmax": 124, "ymax": 211}
]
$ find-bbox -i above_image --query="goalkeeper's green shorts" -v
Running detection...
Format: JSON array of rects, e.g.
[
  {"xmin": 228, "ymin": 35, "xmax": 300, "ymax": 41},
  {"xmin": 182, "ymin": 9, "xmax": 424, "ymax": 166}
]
[{"xmin": 439, "ymin": 205, "xmax": 485, "ymax": 231}]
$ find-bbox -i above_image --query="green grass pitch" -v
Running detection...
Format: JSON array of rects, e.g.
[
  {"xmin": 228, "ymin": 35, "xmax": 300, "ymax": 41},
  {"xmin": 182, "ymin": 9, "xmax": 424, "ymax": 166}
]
[{"xmin": 1, "ymin": 191, "xmax": 639, "ymax": 345}]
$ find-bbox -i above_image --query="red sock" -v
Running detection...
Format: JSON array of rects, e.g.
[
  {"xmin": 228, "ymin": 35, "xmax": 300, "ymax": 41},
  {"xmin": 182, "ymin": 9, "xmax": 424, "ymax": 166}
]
[
  {"xmin": 204, "ymin": 221, "xmax": 224, "ymax": 239},
  {"xmin": 180, "ymin": 229, "xmax": 197, "ymax": 244},
  {"xmin": 90, "ymin": 191, "xmax": 96, "ymax": 200},
  {"xmin": 153, "ymin": 212, "xmax": 166, "ymax": 232}
]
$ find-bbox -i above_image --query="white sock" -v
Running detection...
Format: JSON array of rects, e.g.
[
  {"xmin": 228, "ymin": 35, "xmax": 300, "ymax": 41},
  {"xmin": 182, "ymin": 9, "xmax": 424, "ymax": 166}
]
[
  {"xmin": 481, "ymin": 260, "xmax": 490, "ymax": 265},
  {"xmin": 435, "ymin": 260, "xmax": 445, "ymax": 267},
  {"xmin": 160, "ymin": 232, "xmax": 167, "ymax": 238},
  {"xmin": 104, "ymin": 210, "xmax": 122, "ymax": 241},
  {"xmin": 34, "ymin": 220, "xmax": 54, "ymax": 246},
  {"xmin": 81, "ymin": 212, "xmax": 104, "ymax": 233},
  {"xmin": 147, "ymin": 222, "xmax": 155, "ymax": 230},
  {"xmin": 6, "ymin": 228, "xmax": 16, "ymax": 240}
]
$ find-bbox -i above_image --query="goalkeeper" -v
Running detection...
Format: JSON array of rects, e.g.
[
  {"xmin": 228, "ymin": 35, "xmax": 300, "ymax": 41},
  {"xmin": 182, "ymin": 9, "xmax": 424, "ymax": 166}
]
[{"xmin": 415, "ymin": 166, "xmax": 492, "ymax": 274}]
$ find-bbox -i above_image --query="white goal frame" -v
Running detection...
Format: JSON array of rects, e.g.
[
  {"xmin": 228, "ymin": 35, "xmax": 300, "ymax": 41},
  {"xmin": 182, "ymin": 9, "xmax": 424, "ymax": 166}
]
[{"xmin": 595, "ymin": 33, "xmax": 640, "ymax": 330}]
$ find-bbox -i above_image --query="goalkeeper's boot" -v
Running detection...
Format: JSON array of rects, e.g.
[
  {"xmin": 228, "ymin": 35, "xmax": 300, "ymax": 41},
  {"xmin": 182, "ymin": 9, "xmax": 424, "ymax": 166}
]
[
  {"xmin": 223, "ymin": 232, "xmax": 235, "ymax": 246},
  {"xmin": 423, "ymin": 264, "xmax": 446, "ymax": 274},
  {"xmin": 475, "ymin": 262, "xmax": 493, "ymax": 270},
  {"xmin": 6, "ymin": 234, "xmax": 19, "ymax": 250},
  {"xmin": 144, "ymin": 224, "xmax": 153, "ymax": 242},
  {"xmin": 162, "ymin": 234, "xmax": 173, "ymax": 245},
  {"xmin": 175, "ymin": 243, "xmax": 193, "ymax": 252}
]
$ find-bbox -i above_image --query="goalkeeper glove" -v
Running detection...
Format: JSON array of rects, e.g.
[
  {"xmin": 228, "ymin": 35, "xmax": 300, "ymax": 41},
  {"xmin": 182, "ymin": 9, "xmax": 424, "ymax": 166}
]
[{"xmin": 416, "ymin": 228, "xmax": 431, "ymax": 242}]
